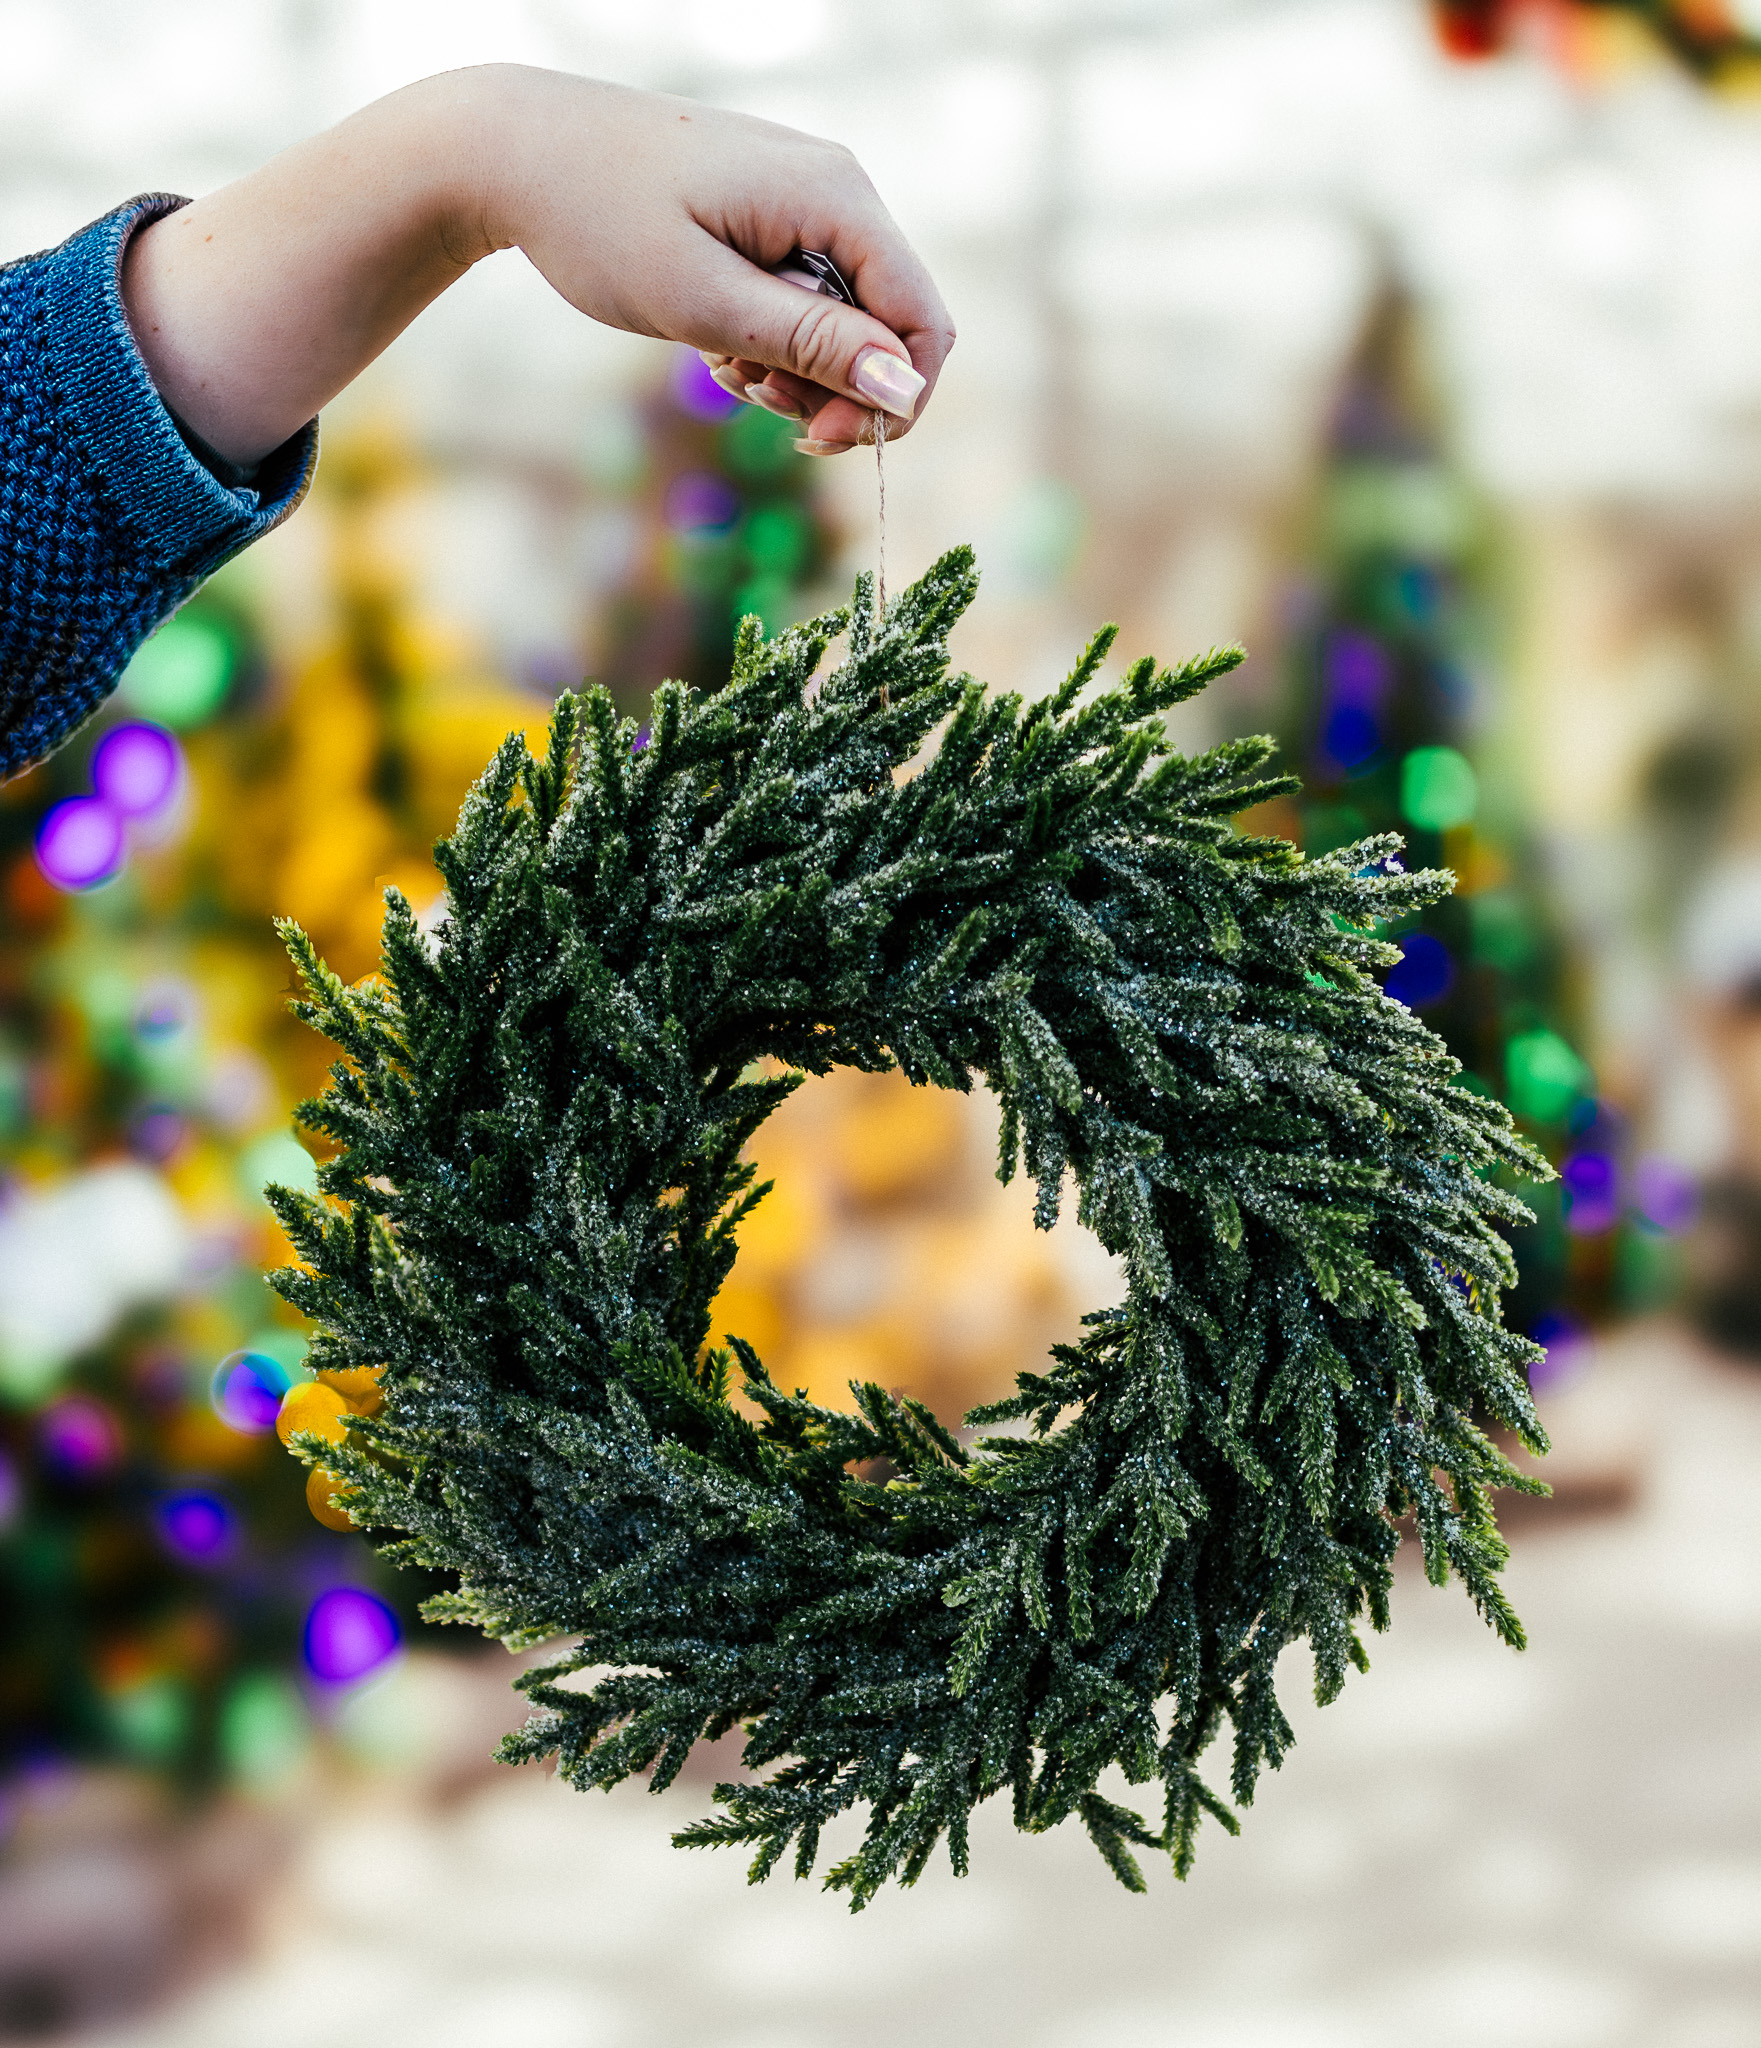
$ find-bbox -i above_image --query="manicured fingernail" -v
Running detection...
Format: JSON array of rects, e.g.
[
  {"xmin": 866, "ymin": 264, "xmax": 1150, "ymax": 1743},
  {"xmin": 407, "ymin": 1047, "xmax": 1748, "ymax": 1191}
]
[
  {"xmin": 852, "ymin": 348, "xmax": 924, "ymax": 419},
  {"xmin": 793, "ymin": 439, "xmax": 853, "ymax": 457},
  {"xmin": 709, "ymin": 365, "xmax": 749, "ymax": 399},
  {"xmin": 698, "ymin": 350, "xmax": 732, "ymax": 369},
  {"xmin": 748, "ymin": 383, "xmax": 806, "ymax": 422}
]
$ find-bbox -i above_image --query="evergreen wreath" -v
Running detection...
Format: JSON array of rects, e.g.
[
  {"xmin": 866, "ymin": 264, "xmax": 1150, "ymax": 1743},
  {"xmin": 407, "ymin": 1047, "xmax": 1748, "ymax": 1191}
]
[{"xmin": 270, "ymin": 546, "xmax": 1549, "ymax": 1906}]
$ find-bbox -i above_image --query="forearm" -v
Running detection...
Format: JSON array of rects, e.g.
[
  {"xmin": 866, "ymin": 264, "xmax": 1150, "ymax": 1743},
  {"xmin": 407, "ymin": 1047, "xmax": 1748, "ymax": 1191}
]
[
  {"xmin": 121, "ymin": 71, "xmax": 496, "ymax": 469},
  {"xmin": 121, "ymin": 65, "xmax": 949, "ymax": 472}
]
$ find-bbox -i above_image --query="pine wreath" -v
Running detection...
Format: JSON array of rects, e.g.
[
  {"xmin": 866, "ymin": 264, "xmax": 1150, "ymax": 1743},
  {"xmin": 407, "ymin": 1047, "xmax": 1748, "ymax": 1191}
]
[{"xmin": 270, "ymin": 546, "xmax": 1548, "ymax": 1905}]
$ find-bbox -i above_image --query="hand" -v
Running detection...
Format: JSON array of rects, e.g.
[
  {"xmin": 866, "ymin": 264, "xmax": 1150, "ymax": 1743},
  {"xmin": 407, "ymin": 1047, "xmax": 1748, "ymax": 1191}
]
[
  {"xmin": 474, "ymin": 70, "xmax": 954, "ymax": 456},
  {"xmin": 122, "ymin": 66, "xmax": 953, "ymax": 471}
]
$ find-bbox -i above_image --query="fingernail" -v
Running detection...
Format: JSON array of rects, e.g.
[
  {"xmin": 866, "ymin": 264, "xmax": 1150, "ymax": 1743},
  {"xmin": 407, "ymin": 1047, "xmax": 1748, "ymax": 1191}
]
[
  {"xmin": 748, "ymin": 383, "xmax": 806, "ymax": 422},
  {"xmin": 698, "ymin": 350, "xmax": 732, "ymax": 369},
  {"xmin": 709, "ymin": 365, "xmax": 750, "ymax": 399},
  {"xmin": 852, "ymin": 348, "xmax": 925, "ymax": 420},
  {"xmin": 793, "ymin": 439, "xmax": 853, "ymax": 458}
]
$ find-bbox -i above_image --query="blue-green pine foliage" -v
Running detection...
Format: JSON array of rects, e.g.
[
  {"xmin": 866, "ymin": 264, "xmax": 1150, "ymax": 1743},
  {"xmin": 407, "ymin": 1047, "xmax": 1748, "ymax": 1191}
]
[{"xmin": 269, "ymin": 545, "xmax": 1548, "ymax": 1906}]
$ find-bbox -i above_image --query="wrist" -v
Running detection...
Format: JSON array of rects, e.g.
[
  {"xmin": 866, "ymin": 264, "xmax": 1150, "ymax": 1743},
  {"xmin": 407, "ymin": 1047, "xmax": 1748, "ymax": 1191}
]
[
  {"xmin": 344, "ymin": 68, "xmax": 508, "ymax": 275},
  {"xmin": 412, "ymin": 65, "xmax": 588, "ymax": 268}
]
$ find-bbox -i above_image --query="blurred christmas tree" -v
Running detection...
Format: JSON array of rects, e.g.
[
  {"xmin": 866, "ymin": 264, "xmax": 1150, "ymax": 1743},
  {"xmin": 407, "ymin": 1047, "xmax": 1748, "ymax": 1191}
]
[
  {"xmin": 591, "ymin": 351, "xmax": 839, "ymax": 716},
  {"xmin": 0, "ymin": 371, "xmax": 842, "ymax": 1810},
  {"xmin": 1278, "ymin": 283, "xmax": 1666, "ymax": 1372},
  {"xmin": 0, "ymin": 430, "xmax": 571, "ymax": 1811}
]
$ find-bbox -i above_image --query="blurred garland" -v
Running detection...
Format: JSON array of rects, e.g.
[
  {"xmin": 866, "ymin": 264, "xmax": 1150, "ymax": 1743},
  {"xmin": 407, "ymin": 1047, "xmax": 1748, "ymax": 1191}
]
[{"xmin": 1432, "ymin": 0, "xmax": 1761, "ymax": 79}]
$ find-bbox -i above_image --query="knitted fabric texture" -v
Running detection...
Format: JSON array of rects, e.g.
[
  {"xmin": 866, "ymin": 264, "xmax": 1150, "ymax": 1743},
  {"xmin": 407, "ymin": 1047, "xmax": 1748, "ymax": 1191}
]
[{"xmin": 0, "ymin": 194, "xmax": 317, "ymax": 777}]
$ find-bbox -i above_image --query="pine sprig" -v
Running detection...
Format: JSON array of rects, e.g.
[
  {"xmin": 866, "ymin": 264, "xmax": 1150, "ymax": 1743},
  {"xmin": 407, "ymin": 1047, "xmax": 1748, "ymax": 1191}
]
[{"xmin": 268, "ymin": 545, "xmax": 1549, "ymax": 1906}]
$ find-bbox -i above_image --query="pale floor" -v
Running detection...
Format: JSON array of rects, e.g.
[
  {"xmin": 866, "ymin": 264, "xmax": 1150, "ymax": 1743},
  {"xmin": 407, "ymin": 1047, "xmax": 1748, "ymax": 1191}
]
[{"xmin": 81, "ymin": 1325, "xmax": 1761, "ymax": 2048}]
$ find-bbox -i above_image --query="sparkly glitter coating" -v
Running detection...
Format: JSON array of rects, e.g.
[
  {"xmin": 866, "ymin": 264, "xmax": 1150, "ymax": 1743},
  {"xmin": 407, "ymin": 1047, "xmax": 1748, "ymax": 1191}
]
[{"xmin": 268, "ymin": 547, "xmax": 1548, "ymax": 1907}]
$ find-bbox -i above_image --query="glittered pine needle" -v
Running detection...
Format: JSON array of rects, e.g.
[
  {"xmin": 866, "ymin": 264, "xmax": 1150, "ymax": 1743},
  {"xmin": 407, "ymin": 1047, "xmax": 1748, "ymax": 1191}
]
[{"xmin": 269, "ymin": 547, "xmax": 1550, "ymax": 1908}]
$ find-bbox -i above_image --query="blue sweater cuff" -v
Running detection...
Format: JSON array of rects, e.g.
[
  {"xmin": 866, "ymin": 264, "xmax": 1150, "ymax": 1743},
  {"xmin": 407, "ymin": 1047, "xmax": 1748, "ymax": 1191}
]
[{"xmin": 40, "ymin": 193, "xmax": 318, "ymax": 574}]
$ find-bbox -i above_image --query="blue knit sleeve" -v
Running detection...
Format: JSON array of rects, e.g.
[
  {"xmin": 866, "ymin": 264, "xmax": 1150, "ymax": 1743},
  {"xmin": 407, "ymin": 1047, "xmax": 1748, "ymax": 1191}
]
[{"xmin": 0, "ymin": 193, "xmax": 318, "ymax": 777}]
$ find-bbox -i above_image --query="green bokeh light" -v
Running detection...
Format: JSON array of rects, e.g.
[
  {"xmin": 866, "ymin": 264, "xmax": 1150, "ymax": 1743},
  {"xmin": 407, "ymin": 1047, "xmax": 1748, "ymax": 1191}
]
[
  {"xmin": 1505, "ymin": 1028, "xmax": 1591, "ymax": 1124},
  {"xmin": 117, "ymin": 615, "xmax": 236, "ymax": 728},
  {"xmin": 732, "ymin": 575, "xmax": 794, "ymax": 635},
  {"xmin": 720, "ymin": 405, "xmax": 798, "ymax": 482},
  {"xmin": 110, "ymin": 1676, "xmax": 191, "ymax": 1763},
  {"xmin": 238, "ymin": 1131, "xmax": 319, "ymax": 1207},
  {"xmin": 742, "ymin": 502, "xmax": 812, "ymax": 580},
  {"xmin": 1400, "ymin": 745, "xmax": 1478, "ymax": 831},
  {"xmin": 1471, "ymin": 891, "xmax": 1540, "ymax": 973},
  {"xmin": 220, "ymin": 1672, "xmax": 311, "ymax": 1788}
]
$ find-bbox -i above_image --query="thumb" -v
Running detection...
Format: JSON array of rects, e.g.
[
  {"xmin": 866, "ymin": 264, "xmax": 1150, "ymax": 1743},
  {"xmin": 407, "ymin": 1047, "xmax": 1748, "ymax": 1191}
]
[{"xmin": 696, "ymin": 256, "xmax": 928, "ymax": 424}]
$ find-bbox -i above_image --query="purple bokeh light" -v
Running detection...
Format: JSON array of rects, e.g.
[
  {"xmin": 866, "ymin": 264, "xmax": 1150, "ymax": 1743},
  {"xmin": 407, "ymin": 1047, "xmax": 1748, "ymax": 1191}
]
[
  {"xmin": 156, "ymin": 1489, "xmax": 235, "ymax": 1563},
  {"xmin": 129, "ymin": 1105, "xmax": 187, "ymax": 1164},
  {"xmin": 669, "ymin": 347, "xmax": 741, "ymax": 422},
  {"xmin": 664, "ymin": 471, "xmax": 741, "ymax": 535},
  {"xmin": 302, "ymin": 1587, "xmax": 401, "ymax": 1685},
  {"xmin": 133, "ymin": 977, "xmax": 197, "ymax": 1042},
  {"xmin": 92, "ymin": 723, "xmax": 181, "ymax": 818},
  {"xmin": 210, "ymin": 1351, "xmax": 288, "ymax": 1435},
  {"xmin": 1634, "ymin": 1155, "xmax": 1697, "ymax": 1234},
  {"xmin": 1317, "ymin": 629, "xmax": 1394, "ymax": 772},
  {"xmin": 1561, "ymin": 1149, "xmax": 1620, "ymax": 1236},
  {"xmin": 39, "ymin": 1397, "xmax": 123, "ymax": 1481},
  {"xmin": 35, "ymin": 797, "xmax": 123, "ymax": 891},
  {"xmin": 1324, "ymin": 629, "xmax": 1394, "ymax": 708},
  {"xmin": 1529, "ymin": 1310, "xmax": 1592, "ymax": 1395}
]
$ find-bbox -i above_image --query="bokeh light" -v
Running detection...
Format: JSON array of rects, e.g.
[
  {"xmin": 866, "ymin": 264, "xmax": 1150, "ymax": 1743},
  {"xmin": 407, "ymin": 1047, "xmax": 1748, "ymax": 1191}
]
[
  {"xmin": 133, "ymin": 977, "xmax": 198, "ymax": 1042},
  {"xmin": 743, "ymin": 500, "xmax": 814, "ymax": 578},
  {"xmin": 154, "ymin": 1488, "xmax": 236, "ymax": 1563},
  {"xmin": 0, "ymin": 1448, "xmax": 20, "ymax": 1533},
  {"xmin": 220, "ymin": 1672, "xmax": 311, "ymax": 1787},
  {"xmin": 34, "ymin": 795, "xmax": 123, "ymax": 890},
  {"xmin": 128, "ymin": 1103, "xmax": 187, "ymax": 1164},
  {"xmin": 108, "ymin": 1675, "xmax": 190, "ymax": 1764},
  {"xmin": 664, "ymin": 471, "xmax": 742, "ymax": 535},
  {"xmin": 1634, "ymin": 1155, "xmax": 1697, "ymax": 1233},
  {"xmin": 302, "ymin": 1587, "xmax": 401, "ymax": 1686},
  {"xmin": 91, "ymin": 722, "xmax": 181, "ymax": 819},
  {"xmin": 1384, "ymin": 931, "xmax": 1455, "ymax": 1008},
  {"xmin": 669, "ymin": 347, "xmax": 741, "ymax": 423},
  {"xmin": 1400, "ymin": 745, "xmax": 1479, "ymax": 831},
  {"xmin": 210, "ymin": 1351, "xmax": 291, "ymax": 1435},
  {"xmin": 1317, "ymin": 628, "xmax": 1393, "ymax": 771},
  {"xmin": 1562, "ymin": 1148, "xmax": 1620, "ymax": 1235},
  {"xmin": 1529, "ymin": 1309, "xmax": 1593, "ymax": 1394},
  {"xmin": 38, "ymin": 1396, "xmax": 123, "ymax": 1481},
  {"xmin": 720, "ymin": 403, "xmax": 799, "ymax": 481},
  {"xmin": 1505, "ymin": 1027, "xmax": 1592, "ymax": 1124},
  {"xmin": 116, "ymin": 614, "xmax": 235, "ymax": 727},
  {"xmin": 236, "ymin": 1131, "xmax": 319, "ymax": 1205}
]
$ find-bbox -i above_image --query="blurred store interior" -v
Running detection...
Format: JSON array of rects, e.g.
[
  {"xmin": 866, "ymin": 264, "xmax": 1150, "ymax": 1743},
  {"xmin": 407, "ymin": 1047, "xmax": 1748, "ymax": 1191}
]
[{"xmin": 8, "ymin": 0, "xmax": 1761, "ymax": 2042}]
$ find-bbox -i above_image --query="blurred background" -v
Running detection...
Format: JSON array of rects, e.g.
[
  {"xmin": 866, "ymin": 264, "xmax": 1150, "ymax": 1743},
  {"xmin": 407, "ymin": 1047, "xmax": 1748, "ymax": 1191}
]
[{"xmin": 5, "ymin": 0, "xmax": 1761, "ymax": 2041}]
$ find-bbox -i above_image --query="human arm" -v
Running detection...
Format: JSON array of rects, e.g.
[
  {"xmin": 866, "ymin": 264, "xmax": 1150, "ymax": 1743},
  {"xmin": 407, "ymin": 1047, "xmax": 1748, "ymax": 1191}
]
[
  {"xmin": 0, "ymin": 196, "xmax": 316, "ymax": 778},
  {"xmin": 122, "ymin": 65, "xmax": 954, "ymax": 468},
  {"xmin": 0, "ymin": 67, "xmax": 948, "ymax": 777}
]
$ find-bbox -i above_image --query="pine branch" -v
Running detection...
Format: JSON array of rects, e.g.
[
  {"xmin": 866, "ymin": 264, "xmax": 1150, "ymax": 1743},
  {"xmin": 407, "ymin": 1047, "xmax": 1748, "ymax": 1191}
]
[{"xmin": 269, "ymin": 545, "xmax": 1548, "ymax": 1906}]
